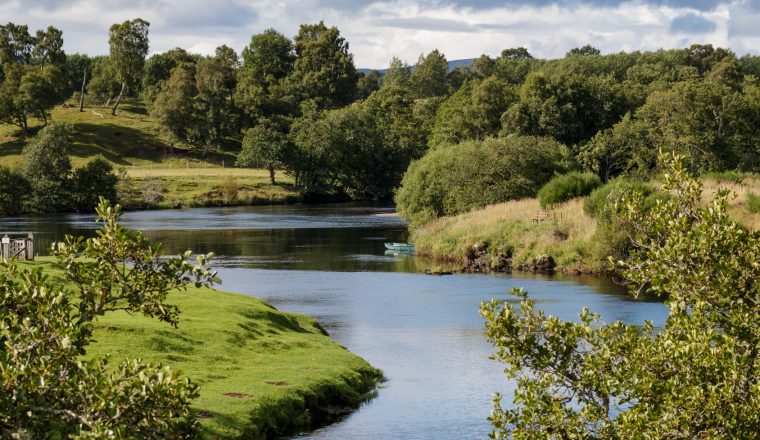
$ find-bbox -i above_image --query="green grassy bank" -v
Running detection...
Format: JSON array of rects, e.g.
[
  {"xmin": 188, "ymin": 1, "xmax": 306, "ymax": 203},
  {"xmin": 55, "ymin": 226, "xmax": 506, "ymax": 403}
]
[
  {"xmin": 0, "ymin": 100, "xmax": 301, "ymax": 209},
  {"xmin": 413, "ymin": 175, "xmax": 760, "ymax": 274},
  {"xmin": 21, "ymin": 259, "xmax": 381, "ymax": 439}
]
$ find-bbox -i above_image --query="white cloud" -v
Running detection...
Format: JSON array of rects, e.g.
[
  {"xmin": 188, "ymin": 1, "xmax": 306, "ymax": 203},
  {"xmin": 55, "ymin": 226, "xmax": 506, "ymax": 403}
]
[{"xmin": 0, "ymin": 0, "xmax": 757, "ymax": 67}]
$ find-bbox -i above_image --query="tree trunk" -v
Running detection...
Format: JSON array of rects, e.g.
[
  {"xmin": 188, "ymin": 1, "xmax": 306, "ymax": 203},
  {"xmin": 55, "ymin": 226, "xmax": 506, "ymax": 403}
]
[
  {"xmin": 104, "ymin": 97, "xmax": 112, "ymax": 107},
  {"xmin": 269, "ymin": 166, "xmax": 276, "ymax": 185},
  {"xmin": 111, "ymin": 82, "xmax": 125, "ymax": 116},
  {"xmin": 79, "ymin": 68, "xmax": 87, "ymax": 112}
]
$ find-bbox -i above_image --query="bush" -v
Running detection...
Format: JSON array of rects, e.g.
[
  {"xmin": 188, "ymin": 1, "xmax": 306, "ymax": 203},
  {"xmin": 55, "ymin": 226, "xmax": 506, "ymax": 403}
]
[
  {"xmin": 396, "ymin": 135, "xmax": 569, "ymax": 226},
  {"xmin": 538, "ymin": 172, "xmax": 601, "ymax": 208},
  {"xmin": 71, "ymin": 158, "xmax": 118, "ymax": 212},
  {"xmin": 0, "ymin": 166, "xmax": 30, "ymax": 216},
  {"xmin": 583, "ymin": 177, "xmax": 652, "ymax": 220},
  {"xmin": 747, "ymin": 192, "xmax": 760, "ymax": 214},
  {"xmin": 22, "ymin": 123, "xmax": 74, "ymax": 213}
]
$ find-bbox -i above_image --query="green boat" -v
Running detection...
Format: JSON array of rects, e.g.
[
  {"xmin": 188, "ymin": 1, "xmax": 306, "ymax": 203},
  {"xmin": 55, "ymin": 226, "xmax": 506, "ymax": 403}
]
[{"xmin": 384, "ymin": 242, "xmax": 415, "ymax": 251}]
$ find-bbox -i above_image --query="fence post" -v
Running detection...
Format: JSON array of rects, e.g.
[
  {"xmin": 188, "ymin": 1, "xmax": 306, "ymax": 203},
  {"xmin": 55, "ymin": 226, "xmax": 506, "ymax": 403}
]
[
  {"xmin": 25, "ymin": 233, "xmax": 34, "ymax": 261},
  {"xmin": 1, "ymin": 235, "xmax": 9, "ymax": 261}
]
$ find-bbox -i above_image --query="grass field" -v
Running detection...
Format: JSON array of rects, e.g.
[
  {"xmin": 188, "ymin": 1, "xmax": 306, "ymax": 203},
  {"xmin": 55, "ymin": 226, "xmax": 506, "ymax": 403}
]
[
  {"xmin": 413, "ymin": 175, "xmax": 760, "ymax": 272},
  {"xmin": 21, "ymin": 258, "xmax": 381, "ymax": 439},
  {"xmin": 0, "ymin": 99, "xmax": 301, "ymax": 209}
]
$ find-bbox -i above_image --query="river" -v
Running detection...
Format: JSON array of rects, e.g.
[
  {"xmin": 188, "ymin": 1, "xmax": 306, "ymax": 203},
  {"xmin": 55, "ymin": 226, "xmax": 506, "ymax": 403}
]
[{"xmin": 0, "ymin": 204, "xmax": 668, "ymax": 439}]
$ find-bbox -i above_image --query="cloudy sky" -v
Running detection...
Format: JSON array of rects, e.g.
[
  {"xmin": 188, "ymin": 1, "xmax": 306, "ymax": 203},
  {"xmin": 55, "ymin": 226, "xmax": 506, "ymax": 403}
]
[{"xmin": 1, "ymin": 0, "xmax": 758, "ymax": 68}]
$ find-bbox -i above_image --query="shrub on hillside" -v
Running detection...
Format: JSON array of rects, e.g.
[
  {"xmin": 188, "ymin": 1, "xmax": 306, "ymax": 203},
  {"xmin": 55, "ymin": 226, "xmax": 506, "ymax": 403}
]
[
  {"xmin": 396, "ymin": 135, "xmax": 569, "ymax": 225},
  {"xmin": 538, "ymin": 172, "xmax": 601, "ymax": 208}
]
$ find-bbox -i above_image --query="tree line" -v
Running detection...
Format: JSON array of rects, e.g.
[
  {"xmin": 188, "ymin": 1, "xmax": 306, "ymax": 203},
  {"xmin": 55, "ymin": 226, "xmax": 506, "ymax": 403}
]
[{"xmin": 2, "ymin": 19, "xmax": 760, "ymax": 213}]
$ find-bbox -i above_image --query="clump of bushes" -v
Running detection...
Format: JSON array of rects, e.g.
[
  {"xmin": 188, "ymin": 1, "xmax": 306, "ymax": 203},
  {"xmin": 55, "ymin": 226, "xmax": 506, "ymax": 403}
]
[
  {"xmin": 396, "ymin": 135, "xmax": 569, "ymax": 226},
  {"xmin": 538, "ymin": 172, "xmax": 601, "ymax": 208}
]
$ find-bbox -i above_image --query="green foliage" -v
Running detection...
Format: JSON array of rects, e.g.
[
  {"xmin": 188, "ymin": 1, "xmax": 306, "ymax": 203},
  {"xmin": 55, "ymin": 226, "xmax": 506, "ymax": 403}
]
[
  {"xmin": 236, "ymin": 28, "xmax": 294, "ymax": 123},
  {"xmin": 141, "ymin": 48, "xmax": 196, "ymax": 102},
  {"xmin": 746, "ymin": 192, "xmax": 760, "ymax": 214},
  {"xmin": 0, "ymin": 165, "xmax": 29, "ymax": 216},
  {"xmin": 482, "ymin": 154, "xmax": 760, "ymax": 439},
  {"xmin": 71, "ymin": 157, "xmax": 118, "ymax": 212},
  {"xmin": 237, "ymin": 118, "xmax": 289, "ymax": 184},
  {"xmin": 0, "ymin": 62, "xmax": 66, "ymax": 132},
  {"xmin": 396, "ymin": 135, "xmax": 569, "ymax": 225},
  {"xmin": 566, "ymin": 44, "xmax": 601, "ymax": 56},
  {"xmin": 108, "ymin": 18, "xmax": 150, "ymax": 115},
  {"xmin": 150, "ymin": 65, "xmax": 198, "ymax": 142},
  {"xmin": 382, "ymin": 57, "xmax": 411, "ymax": 88},
  {"xmin": 87, "ymin": 56, "xmax": 121, "ymax": 103},
  {"xmin": 287, "ymin": 22, "xmax": 357, "ymax": 110},
  {"xmin": 500, "ymin": 71, "xmax": 630, "ymax": 146},
  {"xmin": 1, "ymin": 199, "xmax": 217, "ymax": 438},
  {"xmin": 410, "ymin": 49, "xmax": 448, "ymax": 99},
  {"xmin": 356, "ymin": 70, "xmax": 381, "ymax": 99},
  {"xmin": 22, "ymin": 123, "xmax": 73, "ymax": 213},
  {"xmin": 108, "ymin": 18, "xmax": 150, "ymax": 91},
  {"xmin": 583, "ymin": 177, "xmax": 652, "ymax": 219},
  {"xmin": 635, "ymin": 80, "xmax": 760, "ymax": 173},
  {"xmin": 538, "ymin": 172, "xmax": 601, "ymax": 208}
]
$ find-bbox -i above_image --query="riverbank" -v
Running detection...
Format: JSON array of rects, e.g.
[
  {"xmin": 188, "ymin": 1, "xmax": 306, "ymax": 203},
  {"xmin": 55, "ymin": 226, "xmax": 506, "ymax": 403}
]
[
  {"xmin": 413, "ymin": 197, "xmax": 600, "ymax": 274},
  {"xmin": 22, "ymin": 259, "xmax": 382, "ymax": 439},
  {"xmin": 412, "ymin": 175, "xmax": 760, "ymax": 274},
  {"xmin": 118, "ymin": 167, "xmax": 301, "ymax": 210}
]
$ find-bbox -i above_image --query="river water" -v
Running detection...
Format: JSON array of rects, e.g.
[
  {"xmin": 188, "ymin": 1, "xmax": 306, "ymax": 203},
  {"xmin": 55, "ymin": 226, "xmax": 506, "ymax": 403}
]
[{"xmin": 0, "ymin": 204, "xmax": 668, "ymax": 439}]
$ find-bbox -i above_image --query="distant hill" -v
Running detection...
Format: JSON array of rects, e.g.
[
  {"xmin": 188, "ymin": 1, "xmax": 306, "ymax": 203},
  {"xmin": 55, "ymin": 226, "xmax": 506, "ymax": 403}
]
[{"xmin": 358, "ymin": 58, "xmax": 474, "ymax": 75}]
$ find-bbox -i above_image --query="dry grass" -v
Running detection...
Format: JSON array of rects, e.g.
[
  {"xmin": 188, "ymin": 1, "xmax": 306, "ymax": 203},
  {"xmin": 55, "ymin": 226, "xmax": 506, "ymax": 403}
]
[
  {"xmin": 700, "ymin": 176, "xmax": 760, "ymax": 231},
  {"xmin": 414, "ymin": 198, "xmax": 598, "ymax": 270}
]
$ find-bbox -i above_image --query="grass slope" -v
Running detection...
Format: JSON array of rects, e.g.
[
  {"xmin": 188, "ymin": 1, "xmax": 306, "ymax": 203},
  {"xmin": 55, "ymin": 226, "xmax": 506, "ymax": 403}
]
[
  {"xmin": 414, "ymin": 175, "xmax": 760, "ymax": 272},
  {"xmin": 22, "ymin": 259, "xmax": 381, "ymax": 439},
  {"xmin": 0, "ymin": 100, "xmax": 300, "ymax": 208}
]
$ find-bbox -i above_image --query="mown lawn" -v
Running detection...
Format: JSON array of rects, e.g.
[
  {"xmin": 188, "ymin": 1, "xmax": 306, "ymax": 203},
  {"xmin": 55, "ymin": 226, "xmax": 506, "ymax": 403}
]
[{"xmin": 20, "ymin": 259, "xmax": 381, "ymax": 439}]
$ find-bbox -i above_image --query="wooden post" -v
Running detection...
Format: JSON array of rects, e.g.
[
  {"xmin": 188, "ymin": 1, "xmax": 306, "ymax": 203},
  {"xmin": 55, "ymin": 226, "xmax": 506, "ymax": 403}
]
[
  {"xmin": 1, "ymin": 235, "xmax": 9, "ymax": 261},
  {"xmin": 25, "ymin": 233, "xmax": 34, "ymax": 261}
]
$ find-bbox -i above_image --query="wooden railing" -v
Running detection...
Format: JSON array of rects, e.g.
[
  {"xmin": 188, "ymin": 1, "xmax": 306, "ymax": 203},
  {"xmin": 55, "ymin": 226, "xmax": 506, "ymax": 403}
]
[{"xmin": 531, "ymin": 211, "xmax": 563, "ymax": 224}]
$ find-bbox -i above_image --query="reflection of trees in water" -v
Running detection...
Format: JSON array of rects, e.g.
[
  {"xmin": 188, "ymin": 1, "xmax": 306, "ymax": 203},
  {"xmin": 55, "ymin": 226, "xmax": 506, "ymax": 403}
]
[{"xmin": 141, "ymin": 226, "xmax": 413, "ymax": 272}]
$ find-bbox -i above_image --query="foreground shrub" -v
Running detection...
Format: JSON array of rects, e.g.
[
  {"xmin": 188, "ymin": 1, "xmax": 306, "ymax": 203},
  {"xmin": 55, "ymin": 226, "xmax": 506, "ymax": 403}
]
[
  {"xmin": 538, "ymin": 172, "xmax": 601, "ymax": 208},
  {"xmin": 0, "ymin": 199, "xmax": 217, "ymax": 438},
  {"xmin": 396, "ymin": 135, "xmax": 569, "ymax": 225},
  {"xmin": 483, "ymin": 153, "xmax": 760, "ymax": 439}
]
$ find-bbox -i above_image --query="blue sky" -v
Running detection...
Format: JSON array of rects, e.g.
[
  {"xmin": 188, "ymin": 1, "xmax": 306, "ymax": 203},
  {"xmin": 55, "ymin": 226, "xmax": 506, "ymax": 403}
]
[{"xmin": 2, "ymin": 0, "xmax": 758, "ymax": 68}]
